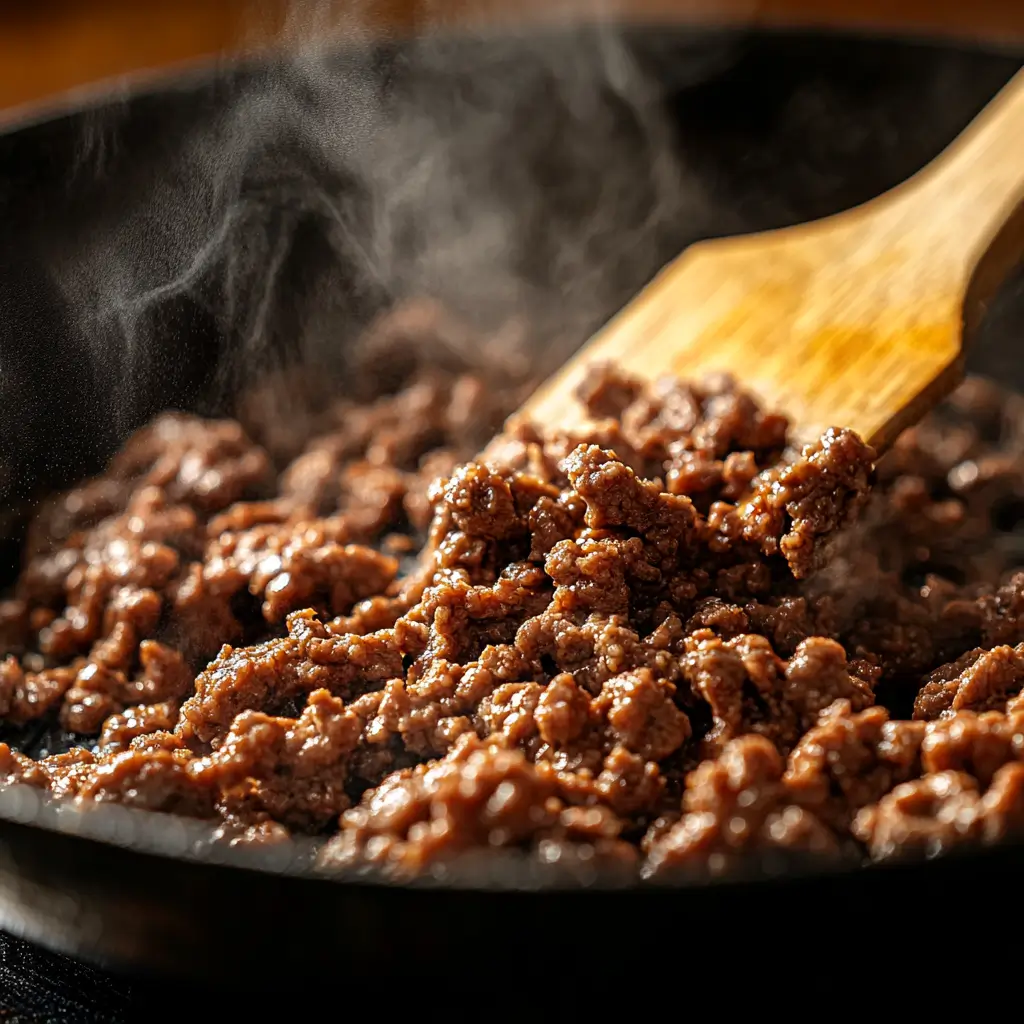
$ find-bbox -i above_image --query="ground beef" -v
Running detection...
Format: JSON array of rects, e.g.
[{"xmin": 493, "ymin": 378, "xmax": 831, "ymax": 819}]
[
  {"xmin": 914, "ymin": 644, "xmax": 1024, "ymax": 719},
  {"xmin": 644, "ymin": 734, "xmax": 838, "ymax": 877},
  {"xmin": 317, "ymin": 731, "xmax": 636, "ymax": 875},
  {"xmin": 783, "ymin": 700, "xmax": 925, "ymax": 830},
  {"xmin": 6, "ymin": 314, "xmax": 1024, "ymax": 880}
]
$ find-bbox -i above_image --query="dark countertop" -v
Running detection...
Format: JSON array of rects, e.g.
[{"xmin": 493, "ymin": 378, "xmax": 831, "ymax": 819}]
[{"xmin": 0, "ymin": 933, "xmax": 129, "ymax": 1022}]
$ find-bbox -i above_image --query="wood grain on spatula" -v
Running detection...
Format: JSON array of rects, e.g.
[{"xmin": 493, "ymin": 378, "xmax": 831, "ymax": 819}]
[{"xmin": 521, "ymin": 68, "xmax": 1024, "ymax": 451}]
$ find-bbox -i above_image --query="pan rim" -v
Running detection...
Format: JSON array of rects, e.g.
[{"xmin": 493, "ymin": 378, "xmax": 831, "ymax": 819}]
[{"xmin": 2, "ymin": 23, "xmax": 1024, "ymax": 908}]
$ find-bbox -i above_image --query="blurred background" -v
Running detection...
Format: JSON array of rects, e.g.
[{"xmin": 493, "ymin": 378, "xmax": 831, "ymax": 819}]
[{"xmin": 4, "ymin": 0, "xmax": 1024, "ymax": 125}]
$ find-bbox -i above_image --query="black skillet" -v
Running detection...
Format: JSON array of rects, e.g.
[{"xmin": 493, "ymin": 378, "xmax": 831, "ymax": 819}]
[{"xmin": 1, "ymin": 24, "xmax": 1023, "ymax": 992}]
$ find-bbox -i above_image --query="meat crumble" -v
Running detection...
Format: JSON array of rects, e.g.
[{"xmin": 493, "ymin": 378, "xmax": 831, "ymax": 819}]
[{"xmin": 4, "ymin": 309, "xmax": 1024, "ymax": 880}]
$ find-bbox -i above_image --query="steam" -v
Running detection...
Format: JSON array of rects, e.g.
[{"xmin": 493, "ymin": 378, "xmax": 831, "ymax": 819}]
[{"xmin": 48, "ymin": 5, "xmax": 736, "ymax": 447}]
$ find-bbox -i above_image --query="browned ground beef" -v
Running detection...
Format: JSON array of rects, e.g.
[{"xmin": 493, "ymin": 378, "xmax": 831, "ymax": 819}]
[{"xmin": 3, "ymin": 305, "xmax": 1024, "ymax": 878}]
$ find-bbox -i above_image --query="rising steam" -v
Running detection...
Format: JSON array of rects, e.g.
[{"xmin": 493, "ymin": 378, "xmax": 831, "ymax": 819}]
[{"xmin": 48, "ymin": 4, "xmax": 737, "ymax": 450}]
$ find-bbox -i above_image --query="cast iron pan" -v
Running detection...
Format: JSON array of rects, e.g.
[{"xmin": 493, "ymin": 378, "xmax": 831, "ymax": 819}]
[{"xmin": 1, "ymin": 24, "xmax": 1023, "ymax": 989}]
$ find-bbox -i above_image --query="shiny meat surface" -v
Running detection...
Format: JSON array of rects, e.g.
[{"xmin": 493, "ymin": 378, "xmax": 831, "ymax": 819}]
[{"xmin": 5, "ymin": 309, "xmax": 1024, "ymax": 878}]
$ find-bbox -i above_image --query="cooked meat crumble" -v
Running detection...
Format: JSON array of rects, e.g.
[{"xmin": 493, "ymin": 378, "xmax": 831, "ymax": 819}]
[{"xmin": 4, "ymin": 308, "xmax": 1024, "ymax": 879}]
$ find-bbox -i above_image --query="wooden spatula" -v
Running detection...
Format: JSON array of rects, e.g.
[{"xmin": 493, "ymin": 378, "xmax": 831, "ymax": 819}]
[{"xmin": 520, "ymin": 68, "xmax": 1024, "ymax": 451}]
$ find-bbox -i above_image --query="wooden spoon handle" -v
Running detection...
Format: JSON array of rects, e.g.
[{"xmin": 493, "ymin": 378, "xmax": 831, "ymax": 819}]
[
  {"xmin": 894, "ymin": 69, "xmax": 1024, "ymax": 328},
  {"xmin": 517, "ymin": 67, "xmax": 1024, "ymax": 451}
]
